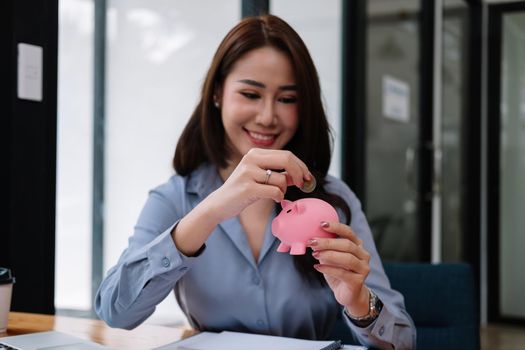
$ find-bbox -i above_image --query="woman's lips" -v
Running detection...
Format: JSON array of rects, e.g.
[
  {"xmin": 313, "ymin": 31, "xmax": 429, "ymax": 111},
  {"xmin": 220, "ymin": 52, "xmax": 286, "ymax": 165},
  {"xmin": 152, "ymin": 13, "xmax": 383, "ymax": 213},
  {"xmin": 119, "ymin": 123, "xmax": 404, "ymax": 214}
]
[{"xmin": 245, "ymin": 129, "xmax": 277, "ymax": 146}]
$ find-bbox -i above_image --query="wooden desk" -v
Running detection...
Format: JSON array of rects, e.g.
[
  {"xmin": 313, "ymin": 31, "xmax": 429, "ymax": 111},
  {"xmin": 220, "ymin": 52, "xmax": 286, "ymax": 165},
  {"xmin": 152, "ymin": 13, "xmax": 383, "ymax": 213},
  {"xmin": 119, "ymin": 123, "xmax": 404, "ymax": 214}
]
[{"xmin": 2, "ymin": 312, "xmax": 195, "ymax": 349}]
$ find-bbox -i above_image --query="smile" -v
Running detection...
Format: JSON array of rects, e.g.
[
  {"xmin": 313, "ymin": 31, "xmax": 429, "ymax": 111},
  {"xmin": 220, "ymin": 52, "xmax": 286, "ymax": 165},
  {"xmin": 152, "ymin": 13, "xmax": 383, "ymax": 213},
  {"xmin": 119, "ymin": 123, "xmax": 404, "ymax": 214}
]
[{"xmin": 245, "ymin": 129, "xmax": 278, "ymax": 146}]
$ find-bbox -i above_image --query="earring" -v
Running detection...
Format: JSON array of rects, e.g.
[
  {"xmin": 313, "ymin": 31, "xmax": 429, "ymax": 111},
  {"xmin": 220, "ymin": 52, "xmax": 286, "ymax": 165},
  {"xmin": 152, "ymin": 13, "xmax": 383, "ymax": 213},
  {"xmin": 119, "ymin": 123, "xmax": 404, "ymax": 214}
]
[{"xmin": 214, "ymin": 101, "xmax": 220, "ymax": 108}]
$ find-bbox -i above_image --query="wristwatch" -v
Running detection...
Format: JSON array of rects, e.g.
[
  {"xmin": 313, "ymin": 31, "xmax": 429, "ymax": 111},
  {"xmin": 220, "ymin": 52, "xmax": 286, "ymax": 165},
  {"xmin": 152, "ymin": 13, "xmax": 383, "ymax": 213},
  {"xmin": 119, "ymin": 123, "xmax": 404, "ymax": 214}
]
[{"xmin": 344, "ymin": 288, "xmax": 383, "ymax": 328}]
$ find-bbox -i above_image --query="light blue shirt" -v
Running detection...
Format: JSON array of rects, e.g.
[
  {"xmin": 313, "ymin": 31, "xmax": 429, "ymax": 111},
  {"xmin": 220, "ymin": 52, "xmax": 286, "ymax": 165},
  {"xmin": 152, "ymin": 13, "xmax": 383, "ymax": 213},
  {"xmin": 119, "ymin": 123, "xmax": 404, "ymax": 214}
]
[{"xmin": 95, "ymin": 163, "xmax": 416, "ymax": 349}]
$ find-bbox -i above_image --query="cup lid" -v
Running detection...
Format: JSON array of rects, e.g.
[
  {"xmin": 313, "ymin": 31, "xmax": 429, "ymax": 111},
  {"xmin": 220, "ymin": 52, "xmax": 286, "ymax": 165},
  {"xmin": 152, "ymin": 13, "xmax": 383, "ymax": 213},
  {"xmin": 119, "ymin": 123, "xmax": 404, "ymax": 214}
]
[{"xmin": 0, "ymin": 267, "xmax": 15, "ymax": 285}]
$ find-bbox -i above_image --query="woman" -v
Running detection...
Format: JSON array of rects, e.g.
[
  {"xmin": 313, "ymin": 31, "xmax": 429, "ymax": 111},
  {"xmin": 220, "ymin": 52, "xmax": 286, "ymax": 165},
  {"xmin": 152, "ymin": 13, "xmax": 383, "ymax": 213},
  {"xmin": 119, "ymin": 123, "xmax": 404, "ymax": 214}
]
[{"xmin": 95, "ymin": 14, "xmax": 416, "ymax": 349}]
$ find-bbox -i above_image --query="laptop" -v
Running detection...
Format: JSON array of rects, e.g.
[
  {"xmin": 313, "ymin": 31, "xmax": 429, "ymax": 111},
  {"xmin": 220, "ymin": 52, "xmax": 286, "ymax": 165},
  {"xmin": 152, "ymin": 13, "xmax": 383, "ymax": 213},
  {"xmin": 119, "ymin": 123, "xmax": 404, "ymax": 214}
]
[{"xmin": 0, "ymin": 331, "xmax": 112, "ymax": 350}]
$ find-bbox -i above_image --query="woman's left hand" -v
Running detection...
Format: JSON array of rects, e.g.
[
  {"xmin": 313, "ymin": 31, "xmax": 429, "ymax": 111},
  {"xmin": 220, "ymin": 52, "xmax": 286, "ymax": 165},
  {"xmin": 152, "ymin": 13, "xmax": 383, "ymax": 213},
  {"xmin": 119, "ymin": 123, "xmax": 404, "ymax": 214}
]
[{"xmin": 308, "ymin": 221, "xmax": 372, "ymax": 317}]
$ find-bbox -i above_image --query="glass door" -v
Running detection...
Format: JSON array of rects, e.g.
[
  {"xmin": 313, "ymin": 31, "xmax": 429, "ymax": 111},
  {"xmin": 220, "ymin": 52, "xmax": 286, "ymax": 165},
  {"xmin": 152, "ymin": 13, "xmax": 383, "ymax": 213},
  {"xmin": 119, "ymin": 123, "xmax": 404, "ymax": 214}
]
[
  {"xmin": 365, "ymin": 0, "xmax": 423, "ymax": 261},
  {"xmin": 362, "ymin": 0, "xmax": 475, "ymax": 264},
  {"xmin": 488, "ymin": 2, "xmax": 525, "ymax": 323},
  {"xmin": 440, "ymin": 0, "xmax": 471, "ymax": 263}
]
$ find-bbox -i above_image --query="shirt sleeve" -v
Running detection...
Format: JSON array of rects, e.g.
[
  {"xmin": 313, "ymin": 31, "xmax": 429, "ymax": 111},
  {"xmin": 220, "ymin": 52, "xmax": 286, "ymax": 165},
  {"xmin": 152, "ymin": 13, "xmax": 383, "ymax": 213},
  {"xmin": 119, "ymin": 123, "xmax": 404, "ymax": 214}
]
[
  {"xmin": 94, "ymin": 178, "xmax": 204, "ymax": 329},
  {"xmin": 328, "ymin": 178, "xmax": 417, "ymax": 349}
]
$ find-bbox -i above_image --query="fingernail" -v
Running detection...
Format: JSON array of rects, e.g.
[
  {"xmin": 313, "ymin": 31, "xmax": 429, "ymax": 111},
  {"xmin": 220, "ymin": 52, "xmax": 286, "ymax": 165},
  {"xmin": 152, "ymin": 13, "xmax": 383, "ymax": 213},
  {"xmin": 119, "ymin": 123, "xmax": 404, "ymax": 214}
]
[
  {"xmin": 312, "ymin": 251, "xmax": 320, "ymax": 259},
  {"xmin": 320, "ymin": 221, "xmax": 329, "ymax": 228},
  {"xmin": 307, "ymin": 239, "xmax": 318, "ymax": 247}
]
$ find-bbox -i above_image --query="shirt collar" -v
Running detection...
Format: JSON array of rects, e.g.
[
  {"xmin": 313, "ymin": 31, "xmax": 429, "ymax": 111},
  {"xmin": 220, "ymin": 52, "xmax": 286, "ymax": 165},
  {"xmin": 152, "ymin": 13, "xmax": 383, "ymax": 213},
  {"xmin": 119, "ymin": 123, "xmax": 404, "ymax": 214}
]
[{"xmin": 186, "ymin": 162, "xmax": 223, "ymax": 198}]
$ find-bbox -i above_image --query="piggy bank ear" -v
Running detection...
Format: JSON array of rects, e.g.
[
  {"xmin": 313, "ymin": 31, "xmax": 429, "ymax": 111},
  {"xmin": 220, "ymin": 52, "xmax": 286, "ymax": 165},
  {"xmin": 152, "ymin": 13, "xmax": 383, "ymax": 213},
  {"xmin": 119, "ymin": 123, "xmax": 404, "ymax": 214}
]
[
  {"xmin": 295, "ymin": 201, "xmax": 305, "ymax": 214},
  {"xmin": 281, "ymin": 200, "xmax": 293, "ymax": 210}
]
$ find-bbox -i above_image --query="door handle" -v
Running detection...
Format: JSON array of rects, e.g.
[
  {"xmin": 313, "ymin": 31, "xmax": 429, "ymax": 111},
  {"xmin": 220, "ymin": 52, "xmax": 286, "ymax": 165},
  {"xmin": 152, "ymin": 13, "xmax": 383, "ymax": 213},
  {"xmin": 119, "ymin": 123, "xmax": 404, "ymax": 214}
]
[{"xmin": 405, "ymin": 146, "xmax": 417, "ymax": 196}]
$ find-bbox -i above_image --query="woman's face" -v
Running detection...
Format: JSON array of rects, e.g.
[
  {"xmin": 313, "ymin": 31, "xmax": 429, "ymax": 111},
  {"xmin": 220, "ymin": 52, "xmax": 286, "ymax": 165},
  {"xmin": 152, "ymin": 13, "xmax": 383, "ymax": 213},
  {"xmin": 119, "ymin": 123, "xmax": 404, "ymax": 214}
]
[{"xmin": 219, "ymin": 46, "xmax": 299, "ymax": 164}]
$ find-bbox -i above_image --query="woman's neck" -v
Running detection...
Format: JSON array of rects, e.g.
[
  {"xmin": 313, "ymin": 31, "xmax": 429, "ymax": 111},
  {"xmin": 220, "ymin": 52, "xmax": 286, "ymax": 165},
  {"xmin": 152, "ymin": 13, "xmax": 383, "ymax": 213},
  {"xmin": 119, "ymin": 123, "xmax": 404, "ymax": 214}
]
[{"xmin": 218, "ymin": 158, "xmax": 240, "ymax": 182}]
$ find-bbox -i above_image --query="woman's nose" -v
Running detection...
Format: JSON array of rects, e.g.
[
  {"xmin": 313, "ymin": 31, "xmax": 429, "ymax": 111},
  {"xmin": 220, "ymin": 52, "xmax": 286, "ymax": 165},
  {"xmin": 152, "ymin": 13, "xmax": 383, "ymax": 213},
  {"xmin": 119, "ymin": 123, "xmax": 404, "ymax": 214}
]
[{"xmin": 255, "ymin": 100, "xmax": 277, "ymax": 126}]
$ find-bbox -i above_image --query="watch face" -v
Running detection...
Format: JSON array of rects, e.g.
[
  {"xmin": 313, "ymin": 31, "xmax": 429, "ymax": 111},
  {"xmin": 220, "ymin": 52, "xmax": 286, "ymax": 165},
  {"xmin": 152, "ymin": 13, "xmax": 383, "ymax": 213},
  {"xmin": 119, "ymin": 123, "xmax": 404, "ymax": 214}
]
[
  {"xmin": 370, "ymin": 292, "xmax": 383, "ymax": 318},
  {"xmin": 363, "ymin": 290, "xmax": 381, "ymax": 320}
]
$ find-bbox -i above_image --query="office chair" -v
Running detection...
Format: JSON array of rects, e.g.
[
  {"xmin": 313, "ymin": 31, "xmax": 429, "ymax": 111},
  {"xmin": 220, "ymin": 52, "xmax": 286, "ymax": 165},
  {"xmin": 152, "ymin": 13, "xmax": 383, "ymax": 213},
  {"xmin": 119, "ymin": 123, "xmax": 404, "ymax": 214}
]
[
  {"xmin": 330, "ymin": 262, "xmax": 480, "ymax": 350},
  {"xmin": 383, "ymin": 262, "xmax": 479, "ymax": 350}
]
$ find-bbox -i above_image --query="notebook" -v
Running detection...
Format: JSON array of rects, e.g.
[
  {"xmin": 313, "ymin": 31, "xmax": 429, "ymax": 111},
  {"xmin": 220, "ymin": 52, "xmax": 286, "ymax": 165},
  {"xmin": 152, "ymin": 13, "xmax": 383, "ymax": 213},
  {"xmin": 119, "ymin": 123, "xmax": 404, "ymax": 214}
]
[
  {"xmin": 152, "ymin": 331, "xmax": 367, "ymax": 350},
  {"xmin": 0, "ymin": 331, "xmax": 111, "ymax": 350}
]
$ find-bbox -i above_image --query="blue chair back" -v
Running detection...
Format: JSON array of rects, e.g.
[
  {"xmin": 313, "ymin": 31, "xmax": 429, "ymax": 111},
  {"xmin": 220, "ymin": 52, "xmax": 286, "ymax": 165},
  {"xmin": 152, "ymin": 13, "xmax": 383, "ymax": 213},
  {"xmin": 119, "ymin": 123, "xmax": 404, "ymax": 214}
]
[{"xmin": 384, "ymin": 262, "xmax": 480, "ymax": 350}]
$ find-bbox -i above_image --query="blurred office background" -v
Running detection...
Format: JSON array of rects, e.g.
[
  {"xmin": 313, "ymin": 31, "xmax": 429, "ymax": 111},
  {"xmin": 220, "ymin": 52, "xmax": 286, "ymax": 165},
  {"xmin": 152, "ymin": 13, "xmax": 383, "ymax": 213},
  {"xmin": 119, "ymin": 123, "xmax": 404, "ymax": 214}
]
[
  {"xmin": 2, "ymin": 0, "xmax": 524, "ymax": 344},
  {"xmin": 53, "ymin": 0, "xmax": 525, "ymax": 328}
]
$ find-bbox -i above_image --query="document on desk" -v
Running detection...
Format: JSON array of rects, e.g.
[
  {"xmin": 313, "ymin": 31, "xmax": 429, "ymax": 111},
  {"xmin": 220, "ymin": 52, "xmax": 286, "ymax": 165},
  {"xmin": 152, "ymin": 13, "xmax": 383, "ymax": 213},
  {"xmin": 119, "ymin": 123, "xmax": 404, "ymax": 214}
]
[{"xmin": 153, "ymin": 331, "xmax": 367, "ymax": 350}]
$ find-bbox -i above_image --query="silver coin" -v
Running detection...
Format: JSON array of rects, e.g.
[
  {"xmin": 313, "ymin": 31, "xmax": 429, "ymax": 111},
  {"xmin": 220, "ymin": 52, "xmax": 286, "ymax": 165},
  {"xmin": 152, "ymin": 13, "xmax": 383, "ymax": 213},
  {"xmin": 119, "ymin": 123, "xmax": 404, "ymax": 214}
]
[{"xmin": 301, "ymin": 176, "xmax": 316, "ymax": 193}]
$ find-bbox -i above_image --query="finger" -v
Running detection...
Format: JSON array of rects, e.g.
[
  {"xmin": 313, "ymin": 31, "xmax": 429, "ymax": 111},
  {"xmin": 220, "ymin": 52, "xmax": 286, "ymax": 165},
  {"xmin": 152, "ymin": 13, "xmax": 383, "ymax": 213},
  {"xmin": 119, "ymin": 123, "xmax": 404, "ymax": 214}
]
[
  {"xmin": 313, "ymin": 263, "xmax": 365, "ymax": 287},
  {"xmin": 255, "ymin": 169, "xmax": 300, "ymax": 188},
  {"xmin": 259, "ymin": 169, "xmax": 288, "ymax": 194},
  {"xmin": 308, "ymin": 237, "xmax": 370, "ymax": 261},
  {"xmin": 251, "ymin": 149, "xmax": 312, "ymax": 188},
  {"xmin": 312, "ymin": 250, "xmax": 370, "ymax": 275},
  {"xmin": 277, "ymin": 171, "xmax": 300, "ymax": 187},
  {"xmin": 319, "ymin": 221, "xmax": 363, "ymax": 246},
  {"xmin": 251, "ymin": 182, "xmax": 285, "ymax": 203}
]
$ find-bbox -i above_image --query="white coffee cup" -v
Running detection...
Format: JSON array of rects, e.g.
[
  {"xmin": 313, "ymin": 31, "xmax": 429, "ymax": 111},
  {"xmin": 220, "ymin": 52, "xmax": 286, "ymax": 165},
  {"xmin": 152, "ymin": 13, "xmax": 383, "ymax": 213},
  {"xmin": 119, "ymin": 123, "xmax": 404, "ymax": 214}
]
[{"xmin": 0, "ymin": 268, "xmax": 15, "ymax": 333}]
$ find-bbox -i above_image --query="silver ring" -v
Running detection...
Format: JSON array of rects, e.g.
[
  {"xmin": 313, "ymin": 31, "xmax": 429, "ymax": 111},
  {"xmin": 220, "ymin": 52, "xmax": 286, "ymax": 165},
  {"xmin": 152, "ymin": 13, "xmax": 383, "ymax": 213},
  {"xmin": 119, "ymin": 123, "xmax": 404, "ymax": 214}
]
[{"xmin": 264, "ymin": 169, "xmax": 272, "ymax": 184}]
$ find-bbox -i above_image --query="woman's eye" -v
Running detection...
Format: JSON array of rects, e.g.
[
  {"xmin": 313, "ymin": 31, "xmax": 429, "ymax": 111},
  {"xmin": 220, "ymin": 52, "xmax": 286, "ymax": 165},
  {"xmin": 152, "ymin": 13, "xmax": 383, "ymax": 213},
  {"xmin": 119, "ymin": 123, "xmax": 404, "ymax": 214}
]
[
  {"xmin": 240, "ymin": 92, "xmax": 259, "ymax": 100},
  {"xmin": 279, "ymin": 96, "xmax": 297, "ymax": 104}
]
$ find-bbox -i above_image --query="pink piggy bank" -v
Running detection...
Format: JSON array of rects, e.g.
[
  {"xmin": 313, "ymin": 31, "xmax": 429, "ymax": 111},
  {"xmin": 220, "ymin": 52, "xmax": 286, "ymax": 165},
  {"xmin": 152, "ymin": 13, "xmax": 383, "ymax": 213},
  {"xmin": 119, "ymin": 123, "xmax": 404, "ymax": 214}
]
[{"xmin": 271, "ymin": 198, "xmax": 339, "ymax": 255}]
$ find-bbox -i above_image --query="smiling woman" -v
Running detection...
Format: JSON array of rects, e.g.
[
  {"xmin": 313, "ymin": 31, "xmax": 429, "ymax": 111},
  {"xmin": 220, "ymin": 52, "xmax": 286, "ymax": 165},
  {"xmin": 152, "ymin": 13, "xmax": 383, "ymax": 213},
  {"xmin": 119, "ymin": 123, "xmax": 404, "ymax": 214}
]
[{"xmin": 95, "ymin": 14, "xmax": 416, "ymax": 350}]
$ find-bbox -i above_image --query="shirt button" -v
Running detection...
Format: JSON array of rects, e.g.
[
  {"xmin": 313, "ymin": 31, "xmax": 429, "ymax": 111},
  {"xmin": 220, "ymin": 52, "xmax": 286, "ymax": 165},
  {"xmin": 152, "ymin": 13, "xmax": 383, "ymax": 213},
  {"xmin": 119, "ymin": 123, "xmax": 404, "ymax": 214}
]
[
  {"xmin": 162, "ymin": 257, "xmax": 170, "ymax": 268},
  {"xmin": 379, "ymin": 325, "xmax": 385, "ymax": 336},
  {"xmin": 252, "ymin": 276, "xmax": 260, "ymax": 285},
  {"xmin": 257, "ymin": 319, "xmax": 265, "ymax": 327}
]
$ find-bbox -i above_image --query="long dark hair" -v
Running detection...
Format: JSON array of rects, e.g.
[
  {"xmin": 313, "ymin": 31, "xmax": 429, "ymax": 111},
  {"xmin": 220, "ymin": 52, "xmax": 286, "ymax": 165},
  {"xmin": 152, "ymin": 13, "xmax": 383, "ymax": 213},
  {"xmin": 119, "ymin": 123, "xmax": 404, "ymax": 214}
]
[{"xmin": 174, "ymin": 15, "xmax": 351, "ymax": 285}]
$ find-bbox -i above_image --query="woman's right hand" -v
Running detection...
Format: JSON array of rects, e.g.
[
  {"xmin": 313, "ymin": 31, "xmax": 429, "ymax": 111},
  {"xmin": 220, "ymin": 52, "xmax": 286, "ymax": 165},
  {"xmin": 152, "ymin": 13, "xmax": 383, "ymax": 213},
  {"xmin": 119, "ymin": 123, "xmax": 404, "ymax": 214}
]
[
  {"xmin": 207, "ymin": 148, "xmax": 313, "ymax": 222},
  {"xmin": 172, "ymin": 148, "xmax": 312, "ymax": 256}
]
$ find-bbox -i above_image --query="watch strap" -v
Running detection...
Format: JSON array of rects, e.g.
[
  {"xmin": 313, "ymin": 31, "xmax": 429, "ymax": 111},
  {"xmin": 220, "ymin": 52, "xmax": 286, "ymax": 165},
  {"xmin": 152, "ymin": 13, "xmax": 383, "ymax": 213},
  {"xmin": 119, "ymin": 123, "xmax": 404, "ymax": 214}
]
[{"xmin": 345, "ymin": 288, "xmax": 383, "ymax": 328}]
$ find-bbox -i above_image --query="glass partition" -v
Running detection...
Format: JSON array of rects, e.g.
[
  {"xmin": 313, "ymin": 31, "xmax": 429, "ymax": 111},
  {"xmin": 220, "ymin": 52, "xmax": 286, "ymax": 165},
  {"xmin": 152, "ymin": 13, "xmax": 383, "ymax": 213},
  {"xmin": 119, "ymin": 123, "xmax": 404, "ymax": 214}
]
[
  {"xmin": 365, "ymin": 0, "xmax": 421, "ymax": 261},
  {"xmin": 441, "ymin": 0, "xmax": 469, "ymax": 262},
  {"xmin": 500, "ymin": 11, "xmax": 525, "ymax": 319},
  {"xmin": 55, "ymin": 0, "xmax": 94, "ymax": 312}
]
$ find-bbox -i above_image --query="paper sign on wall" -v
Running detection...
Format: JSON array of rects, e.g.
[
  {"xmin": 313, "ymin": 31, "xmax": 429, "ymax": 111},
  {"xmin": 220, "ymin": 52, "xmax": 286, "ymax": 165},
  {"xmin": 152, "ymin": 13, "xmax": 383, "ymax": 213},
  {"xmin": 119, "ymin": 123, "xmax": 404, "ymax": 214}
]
[
  {"xmin": 382, "ymin": 75, "xmax": 410, "ymax": 123},
  {"xmin": 17, "ymin": 43, "xmax": 43, "ymax": 102}
]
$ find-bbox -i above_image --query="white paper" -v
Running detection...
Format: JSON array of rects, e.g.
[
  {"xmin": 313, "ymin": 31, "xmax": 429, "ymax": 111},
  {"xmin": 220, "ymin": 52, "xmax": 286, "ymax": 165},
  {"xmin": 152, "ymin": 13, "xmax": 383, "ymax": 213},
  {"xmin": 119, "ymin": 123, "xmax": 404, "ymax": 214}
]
[
  {"xmin": 382, "ymin": 75, "xmax": 410, "ymax": 123},
  {"xmin": 153, "ymin": 331, "xmax": 367, "ymax": 350},
  {"xmin": 17, "ymin": 43, "xmax": 43, "ymax": 102}
]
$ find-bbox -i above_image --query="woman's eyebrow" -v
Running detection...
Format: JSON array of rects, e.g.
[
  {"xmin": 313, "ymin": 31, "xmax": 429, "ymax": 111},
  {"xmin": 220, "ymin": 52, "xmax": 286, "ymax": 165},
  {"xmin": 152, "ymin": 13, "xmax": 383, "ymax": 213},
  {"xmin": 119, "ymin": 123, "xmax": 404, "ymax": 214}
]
[
  {"xmin": 237, "ymin": 79, "xmax": 265, "ymax": 88},
  {"xmin": 236, "ymin": 79, "xmax": 298, "ymax": 91}
]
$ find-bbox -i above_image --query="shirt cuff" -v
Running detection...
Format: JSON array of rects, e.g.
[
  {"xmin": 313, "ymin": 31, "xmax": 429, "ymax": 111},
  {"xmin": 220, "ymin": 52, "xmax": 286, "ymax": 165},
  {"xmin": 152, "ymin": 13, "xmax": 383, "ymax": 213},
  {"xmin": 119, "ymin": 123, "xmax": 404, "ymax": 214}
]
[
  {"xmin": 342, "ymin": 302, "xmax": 397, "ymax": 349},
  {"xmin": 145, "ymin": 221, "xmax": 206, "ymax": 280}
]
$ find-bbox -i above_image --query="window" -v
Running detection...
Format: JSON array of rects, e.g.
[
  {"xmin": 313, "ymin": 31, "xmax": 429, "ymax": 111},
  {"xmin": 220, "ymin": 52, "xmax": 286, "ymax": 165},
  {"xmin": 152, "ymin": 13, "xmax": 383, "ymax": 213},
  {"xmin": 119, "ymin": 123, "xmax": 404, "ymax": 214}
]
[
  {"xmin": 271, "ymin": 0, "xmax": 343, "ymax": 177},
  {"xmin": 56, "ymin": 0, "xmax": 240, "ymax": 325},
  {"xmin": 55, "ymin": 0, "xmax": 94, "ymax": 313}
]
